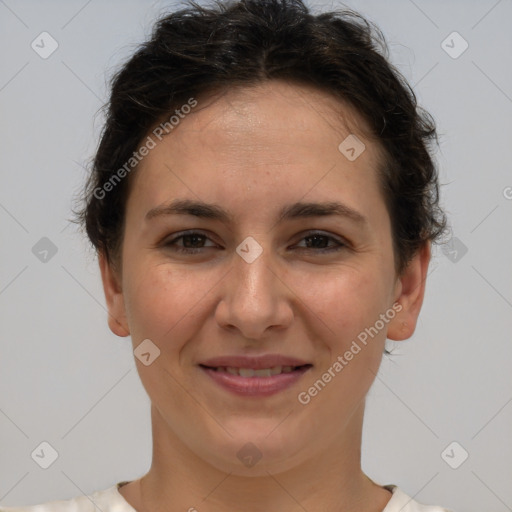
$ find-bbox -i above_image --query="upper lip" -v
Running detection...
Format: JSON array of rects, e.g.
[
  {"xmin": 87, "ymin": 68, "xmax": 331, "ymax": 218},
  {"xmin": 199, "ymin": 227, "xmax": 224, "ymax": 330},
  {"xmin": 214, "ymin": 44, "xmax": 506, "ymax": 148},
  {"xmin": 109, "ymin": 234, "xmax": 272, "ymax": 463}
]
[{"xmin": 199, "ymin": 355, "xmax": 312, "ymax": 369}]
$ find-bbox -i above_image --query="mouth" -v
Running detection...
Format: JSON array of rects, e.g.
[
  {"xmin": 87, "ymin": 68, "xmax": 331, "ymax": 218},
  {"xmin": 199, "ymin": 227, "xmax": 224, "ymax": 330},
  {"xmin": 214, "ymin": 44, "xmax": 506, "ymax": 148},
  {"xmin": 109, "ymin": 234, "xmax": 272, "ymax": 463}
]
[
  {"xmin": 198, "ymin": 361, "xmax": 313, "ymax": 397},
  {"xmin": 199, "ymin": 364, "xmax": 312, "ymax": 377}
]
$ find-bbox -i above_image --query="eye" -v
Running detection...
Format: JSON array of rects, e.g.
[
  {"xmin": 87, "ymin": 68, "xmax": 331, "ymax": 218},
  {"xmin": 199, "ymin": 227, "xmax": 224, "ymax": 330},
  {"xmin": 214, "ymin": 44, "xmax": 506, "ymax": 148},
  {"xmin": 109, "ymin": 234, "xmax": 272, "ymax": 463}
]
[
  {"xmin": 293, "ymin": 231, "xmax": 346, "ymax": 253},
  {"xmin": 163, "ymin": 230, "xmax": 346, "ymax": 255},
  {"xmin": 164, "ymin": 231, "xmax": 218, "ymax": 254}
]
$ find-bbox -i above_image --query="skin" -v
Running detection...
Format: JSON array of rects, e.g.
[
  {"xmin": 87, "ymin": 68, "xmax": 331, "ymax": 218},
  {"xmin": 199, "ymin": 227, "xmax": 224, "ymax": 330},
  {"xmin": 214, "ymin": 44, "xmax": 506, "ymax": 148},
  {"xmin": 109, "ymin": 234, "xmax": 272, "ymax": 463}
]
[{"xmin": 99, "ymin": 80, "xmax": 431, "ymax": 512}]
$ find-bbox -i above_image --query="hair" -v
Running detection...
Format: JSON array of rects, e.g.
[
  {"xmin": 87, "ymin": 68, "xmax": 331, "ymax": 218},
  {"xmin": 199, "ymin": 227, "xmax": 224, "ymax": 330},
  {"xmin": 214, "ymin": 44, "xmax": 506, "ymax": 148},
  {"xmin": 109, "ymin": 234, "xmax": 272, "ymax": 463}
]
[{"xmin": 77, "ymin": 0, "xmax": 447, "ymax": 275}]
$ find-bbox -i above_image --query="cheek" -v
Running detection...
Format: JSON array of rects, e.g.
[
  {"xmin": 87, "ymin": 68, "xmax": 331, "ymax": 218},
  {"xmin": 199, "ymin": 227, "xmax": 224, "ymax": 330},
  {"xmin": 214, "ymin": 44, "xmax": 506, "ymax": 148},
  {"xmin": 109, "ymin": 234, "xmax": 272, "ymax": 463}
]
[
  {"xmin": 298, "ymin": 264, "xmax": 391, "ymax": 343},
  {"xmin": 123, "ymin": 263, "xmax": 208, "ymax": 346},
  {"xmin": 296, "ymin": 271, "xmax": 390, "ymax": 413}
]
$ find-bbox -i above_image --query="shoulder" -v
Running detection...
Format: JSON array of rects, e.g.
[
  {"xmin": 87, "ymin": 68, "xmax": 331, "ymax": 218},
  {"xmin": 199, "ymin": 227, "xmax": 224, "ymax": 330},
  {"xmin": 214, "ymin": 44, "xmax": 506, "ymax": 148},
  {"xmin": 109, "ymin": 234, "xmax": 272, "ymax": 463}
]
[
  {"xmin": 0, "ymin": 483, "xmax": 135, "ymax": 512},
  {"xmin": 383, "ymin": 485, "xmax": 455, "ymax": 512}
]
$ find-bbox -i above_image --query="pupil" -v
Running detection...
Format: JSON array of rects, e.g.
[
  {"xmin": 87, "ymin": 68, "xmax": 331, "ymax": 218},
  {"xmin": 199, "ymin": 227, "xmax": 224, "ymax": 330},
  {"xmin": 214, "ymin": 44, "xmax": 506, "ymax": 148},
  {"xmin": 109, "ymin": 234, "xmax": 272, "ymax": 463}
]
[
  {"xmin": 306, "ymin": 235, "xmax": 326, "ymax": 248},
  {"xmin": 184, "ymin": 234, "xmax": 204, "ymax": 248}
]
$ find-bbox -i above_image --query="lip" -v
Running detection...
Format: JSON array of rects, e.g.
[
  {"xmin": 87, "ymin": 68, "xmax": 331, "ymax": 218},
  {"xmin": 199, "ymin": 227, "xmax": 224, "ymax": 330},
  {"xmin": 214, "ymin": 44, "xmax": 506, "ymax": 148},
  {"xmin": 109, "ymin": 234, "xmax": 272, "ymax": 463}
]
[
  {"xmin": 199, "ymin": 354, "xmax": 311, "ymax": 369},
  {"xmin": 198, "ymin": 354, "xmax": 313, "ymax": 397}
]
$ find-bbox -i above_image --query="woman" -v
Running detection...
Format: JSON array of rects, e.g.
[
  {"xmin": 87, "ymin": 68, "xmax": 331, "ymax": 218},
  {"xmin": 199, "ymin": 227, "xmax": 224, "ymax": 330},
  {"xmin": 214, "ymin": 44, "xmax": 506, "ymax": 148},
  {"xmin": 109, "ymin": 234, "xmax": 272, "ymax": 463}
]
[{"xmin": 1, "ymin": 0, "xmax": 452, "ymax": 510}]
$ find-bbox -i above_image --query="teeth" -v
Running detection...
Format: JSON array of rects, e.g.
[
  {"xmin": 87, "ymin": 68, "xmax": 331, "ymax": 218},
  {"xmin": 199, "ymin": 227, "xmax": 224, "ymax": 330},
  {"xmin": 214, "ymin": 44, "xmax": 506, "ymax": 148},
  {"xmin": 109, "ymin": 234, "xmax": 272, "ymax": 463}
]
[
  {"xmin": 254, "ymin": 368, "xmax": 272, "ymax": 377},
  {"xmin": 270, "ymin": 366, "xmax": 282, "ymax": 375},
  {"xmin": 215, "ymin": 365, "xmax": 297, "ymax": 377}
]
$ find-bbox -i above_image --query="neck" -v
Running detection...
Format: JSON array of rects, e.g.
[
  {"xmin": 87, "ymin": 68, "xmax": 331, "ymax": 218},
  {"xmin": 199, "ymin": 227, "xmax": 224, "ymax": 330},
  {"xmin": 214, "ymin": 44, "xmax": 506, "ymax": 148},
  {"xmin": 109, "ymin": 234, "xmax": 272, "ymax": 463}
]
[{"xmin": 124, "ymin": 403, "xmax": 391, "ymax": 512}]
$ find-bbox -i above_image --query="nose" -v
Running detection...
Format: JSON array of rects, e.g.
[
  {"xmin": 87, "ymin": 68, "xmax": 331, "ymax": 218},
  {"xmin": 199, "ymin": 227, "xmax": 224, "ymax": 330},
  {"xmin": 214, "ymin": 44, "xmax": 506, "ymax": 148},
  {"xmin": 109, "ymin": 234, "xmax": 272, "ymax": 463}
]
[{"xmin": 214, "ymin": 241, "xmax": 294, "ymax": 340}]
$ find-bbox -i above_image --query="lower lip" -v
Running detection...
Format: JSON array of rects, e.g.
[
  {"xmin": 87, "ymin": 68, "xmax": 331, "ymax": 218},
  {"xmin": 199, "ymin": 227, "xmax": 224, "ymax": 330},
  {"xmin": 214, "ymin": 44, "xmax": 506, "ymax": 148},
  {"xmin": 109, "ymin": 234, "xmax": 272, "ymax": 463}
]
[{"xmin": 199, "ymin": 366, "xmax": 311, "ymax": 397}]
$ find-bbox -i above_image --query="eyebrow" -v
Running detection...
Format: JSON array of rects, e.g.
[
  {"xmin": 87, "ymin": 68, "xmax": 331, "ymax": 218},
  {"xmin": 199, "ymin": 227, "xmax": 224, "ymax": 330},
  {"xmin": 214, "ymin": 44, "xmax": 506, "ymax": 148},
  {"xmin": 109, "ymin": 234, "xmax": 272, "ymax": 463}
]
[{"xmin": 145, "ymin": 198, "xmax": 367, "ymax": 225}]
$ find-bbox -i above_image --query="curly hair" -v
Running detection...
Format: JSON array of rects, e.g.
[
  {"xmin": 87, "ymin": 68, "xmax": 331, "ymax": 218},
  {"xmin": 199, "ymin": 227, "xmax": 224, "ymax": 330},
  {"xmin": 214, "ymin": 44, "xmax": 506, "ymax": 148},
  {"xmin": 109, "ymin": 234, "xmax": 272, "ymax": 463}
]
[{"xmin": 77, "ymin": 0, "xmax": 447, "ymax": 274}]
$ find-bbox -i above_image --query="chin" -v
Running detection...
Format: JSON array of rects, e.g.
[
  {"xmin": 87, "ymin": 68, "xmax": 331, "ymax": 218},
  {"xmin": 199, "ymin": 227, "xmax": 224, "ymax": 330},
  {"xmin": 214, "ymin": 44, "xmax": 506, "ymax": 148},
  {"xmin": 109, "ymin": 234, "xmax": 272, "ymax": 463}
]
[{"xmin": 193, "ymin": 425, "xmax": 307, "ymax": 476}]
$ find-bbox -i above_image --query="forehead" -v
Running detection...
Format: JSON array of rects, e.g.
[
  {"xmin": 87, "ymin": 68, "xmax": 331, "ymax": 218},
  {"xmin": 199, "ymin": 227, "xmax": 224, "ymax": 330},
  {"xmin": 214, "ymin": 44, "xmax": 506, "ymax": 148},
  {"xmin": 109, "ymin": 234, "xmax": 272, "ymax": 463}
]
[
  {"xmin": 167, "ymin": 80, "xmax": 376, "ymax": 158},
  {"xmin": 128, "ymin": 80, "xmax": 386, "ymax": 221}
]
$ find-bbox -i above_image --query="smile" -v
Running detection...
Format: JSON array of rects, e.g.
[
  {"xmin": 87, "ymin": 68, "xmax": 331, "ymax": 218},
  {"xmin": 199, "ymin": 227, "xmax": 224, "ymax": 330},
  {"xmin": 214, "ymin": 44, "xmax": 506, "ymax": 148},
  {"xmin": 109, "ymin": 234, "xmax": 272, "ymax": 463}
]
[
  {"xmin": 199, "ymin": 364, "xmax": 313, "ymax": 396},
  {"xmin": 206, "ymin": 365, "xmax": 304, "ymax": 377}
]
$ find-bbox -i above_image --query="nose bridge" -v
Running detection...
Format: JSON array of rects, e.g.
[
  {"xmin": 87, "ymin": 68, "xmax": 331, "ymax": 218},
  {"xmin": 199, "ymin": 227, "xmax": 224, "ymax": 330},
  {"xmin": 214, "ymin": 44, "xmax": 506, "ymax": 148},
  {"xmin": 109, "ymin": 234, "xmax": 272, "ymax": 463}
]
[
  {"xmin": 232, "ymin": 237, "xmax": 278, "ymax": 308},
  {"xmin": 215, "ymin": 236, "xmax": 292, "ymax": 338}
]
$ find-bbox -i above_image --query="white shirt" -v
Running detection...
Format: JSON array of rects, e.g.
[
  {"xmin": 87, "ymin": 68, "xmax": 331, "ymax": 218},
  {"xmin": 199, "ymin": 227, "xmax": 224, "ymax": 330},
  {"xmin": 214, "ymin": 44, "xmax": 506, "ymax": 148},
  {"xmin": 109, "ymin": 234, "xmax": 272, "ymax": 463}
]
[{"xmin": 0, "ymin": 481, "xmax": 454, "ymax": 511}]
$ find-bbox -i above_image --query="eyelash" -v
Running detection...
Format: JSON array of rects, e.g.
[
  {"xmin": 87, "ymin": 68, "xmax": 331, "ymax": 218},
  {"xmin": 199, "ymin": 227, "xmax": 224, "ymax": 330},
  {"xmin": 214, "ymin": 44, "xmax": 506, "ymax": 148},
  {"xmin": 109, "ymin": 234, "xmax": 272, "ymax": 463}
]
[{"xmin": 163, "ymin": 230, "xmax": 347, "ymax": 255}]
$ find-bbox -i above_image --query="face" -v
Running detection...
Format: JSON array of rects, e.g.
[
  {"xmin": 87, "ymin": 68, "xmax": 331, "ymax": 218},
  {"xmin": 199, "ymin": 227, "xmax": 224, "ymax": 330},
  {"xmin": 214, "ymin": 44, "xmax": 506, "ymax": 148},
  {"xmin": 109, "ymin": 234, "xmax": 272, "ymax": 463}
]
[{"xmin": 100, "ymin": 80, "xmax": 429, "ymax": 476}]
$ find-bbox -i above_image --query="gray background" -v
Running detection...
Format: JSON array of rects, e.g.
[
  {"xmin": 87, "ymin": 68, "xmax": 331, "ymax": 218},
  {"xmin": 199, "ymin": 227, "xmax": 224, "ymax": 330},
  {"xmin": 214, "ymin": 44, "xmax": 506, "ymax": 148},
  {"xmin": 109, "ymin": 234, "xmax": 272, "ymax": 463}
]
[{"xmin": 0, "ymin": 0, "xmax": 511, "ymax": 510}]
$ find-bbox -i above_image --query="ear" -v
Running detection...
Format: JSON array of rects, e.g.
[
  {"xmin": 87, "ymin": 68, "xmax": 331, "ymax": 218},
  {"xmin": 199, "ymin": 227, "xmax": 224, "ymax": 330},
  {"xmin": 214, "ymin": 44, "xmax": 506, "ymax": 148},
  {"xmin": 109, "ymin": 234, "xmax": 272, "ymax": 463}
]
[
  {"xmin": 98, "ymin": 251, "xmax": 130, "ymax": 337},
  {"xmin": 387, "ymin": 242, "xmax": 431, "ymax": 341}
]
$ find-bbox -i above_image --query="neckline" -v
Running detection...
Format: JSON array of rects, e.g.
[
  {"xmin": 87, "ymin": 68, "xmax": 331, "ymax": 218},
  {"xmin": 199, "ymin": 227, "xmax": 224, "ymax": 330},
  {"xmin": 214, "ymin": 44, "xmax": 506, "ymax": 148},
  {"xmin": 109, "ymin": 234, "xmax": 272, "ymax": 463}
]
[
  {"xmin": 114, "ymin": 481, "xmax": 139, "ymax": 511},
  {"xmin": 113, "ymin": 481, "xmax": 400, "ymax": 511}
]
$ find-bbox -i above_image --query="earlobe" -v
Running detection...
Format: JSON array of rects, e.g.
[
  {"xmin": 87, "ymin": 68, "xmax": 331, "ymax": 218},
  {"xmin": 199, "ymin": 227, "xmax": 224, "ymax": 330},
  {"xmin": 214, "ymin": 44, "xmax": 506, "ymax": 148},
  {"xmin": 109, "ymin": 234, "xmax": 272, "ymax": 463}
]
[
  {"xmin": 98, "ymin": 251, "xmax": 130, "ymax": 337},
  {"xmin": 387, "ymin": 242, "xmax": 431, "ymax": 341}
]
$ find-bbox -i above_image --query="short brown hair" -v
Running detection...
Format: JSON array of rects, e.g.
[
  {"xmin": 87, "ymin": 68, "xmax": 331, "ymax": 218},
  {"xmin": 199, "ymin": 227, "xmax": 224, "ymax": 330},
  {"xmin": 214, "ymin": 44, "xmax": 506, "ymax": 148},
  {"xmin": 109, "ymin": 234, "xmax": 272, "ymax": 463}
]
[{"xmin": 77, "ymin": 0, "xmax": 447, "ymax": 274}]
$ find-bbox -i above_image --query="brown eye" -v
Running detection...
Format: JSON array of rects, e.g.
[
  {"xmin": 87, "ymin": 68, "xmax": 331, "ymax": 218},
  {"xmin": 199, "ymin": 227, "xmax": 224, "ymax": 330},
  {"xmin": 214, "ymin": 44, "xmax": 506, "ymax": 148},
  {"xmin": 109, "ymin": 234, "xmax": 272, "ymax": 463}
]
[
  {"xmin": 165, "ymin": 231, "xmax": 218, "ymax": 254},
  {"xmin": 294, "ymin": 232, "xmax": 346, "ymax": 253}
]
